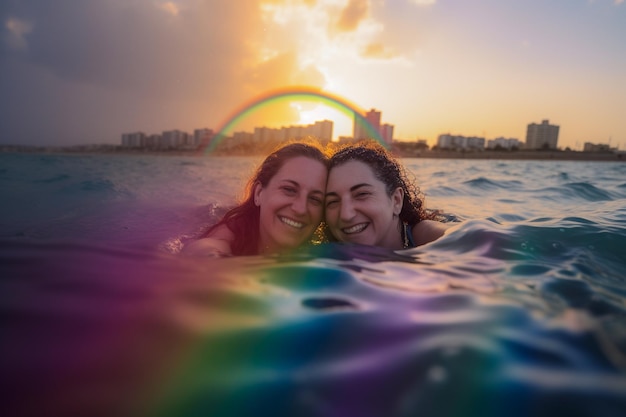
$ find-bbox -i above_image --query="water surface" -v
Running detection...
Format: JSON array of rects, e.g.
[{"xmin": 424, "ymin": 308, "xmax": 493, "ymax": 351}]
[{"xmin": 1, "ymin": 153, "xmax": 625, "ymax": 417}]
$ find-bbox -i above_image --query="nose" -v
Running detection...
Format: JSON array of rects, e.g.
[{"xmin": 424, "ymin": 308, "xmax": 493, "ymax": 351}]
[
  {"xmin": 339, "ymin": 199, "xmax": 356, "ymax": 222},
  {"xmin": 291, "ymin": 193, "xmax": 307, "ymax": 215}
]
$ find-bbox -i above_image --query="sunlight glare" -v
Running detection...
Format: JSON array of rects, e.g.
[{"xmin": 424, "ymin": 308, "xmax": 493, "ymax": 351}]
[{"xmin": 294, "ymin": 103, "xmax": 352, "ymax": 140}]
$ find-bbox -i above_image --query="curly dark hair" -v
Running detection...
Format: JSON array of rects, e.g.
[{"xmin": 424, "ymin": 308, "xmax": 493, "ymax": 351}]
[
  {"xmin": 327, "ymin": 141, "xmax": 438, "ymax": 231},
  {"xmin": 202, "ymin": 139, "xmax": 329, "ymax": 255}
]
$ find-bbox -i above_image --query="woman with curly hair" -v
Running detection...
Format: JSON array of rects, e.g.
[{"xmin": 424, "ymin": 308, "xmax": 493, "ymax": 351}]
[{"xmin": 324, "ymin": 141, "xmax": 446, "ymax": 249}]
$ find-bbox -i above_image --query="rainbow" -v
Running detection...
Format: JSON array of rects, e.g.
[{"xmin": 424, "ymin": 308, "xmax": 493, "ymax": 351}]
[{"xmin": 198, "ymin": 86, "xmax": 385, "ymax": 155}]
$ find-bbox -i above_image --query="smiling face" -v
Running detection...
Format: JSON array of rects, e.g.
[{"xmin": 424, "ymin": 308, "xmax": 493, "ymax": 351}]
[
  {"xmin": 325, "ymin": 160, "xmax": 404, "ymax": 248},
  {"xmin": 254, "ymin": 156, "xmax": 327, "ymax": 254}
]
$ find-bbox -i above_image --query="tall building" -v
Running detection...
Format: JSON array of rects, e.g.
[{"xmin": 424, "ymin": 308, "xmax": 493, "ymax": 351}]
[
  {"xmin": 437, "ymin": 134, "xmax": 485, "ymax": 150},
  {"xmin": 250, "ymin": 120, "xmax": 333, "ymax": 144},
  {"xmin": 145, "ymin": 134, "xmax": 161, "ymax": 148},
  {"xmin": 526, "ymin": 120, "xmax": 559, "ymax": 150},
  {"xmin": 354, "ymin": 109, "xmax": 382, "ymax": 141},
  {"xmin": 253, "ymin": 126, "xmax": 278, "ymax": 143},
  {"xmin": 310, "ymin": 120, "xmax": 333, "ymax": 143},
  {"xmin": 194, "ymin": 128, "xmax": 214, "ymax": 147},
  {"xmin": 380, "ymin": 123, "xmax": 394, "ymax": 146},
  {"xmin": 121, "ymin": 132, "xmax": 146, "ymax": 147},
  {"xmin": 487, "ymin": 137, "xmax": 522, "ymax": 150},
  {"xmin": 161, "ymin": 130, "xmax": 189, "ymax": 148}
]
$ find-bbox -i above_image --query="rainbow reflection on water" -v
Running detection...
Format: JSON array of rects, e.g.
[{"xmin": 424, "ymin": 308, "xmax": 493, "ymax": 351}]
[{"xmin": 1, "ymin": 153, "xmax": 626, "ymax": 417}]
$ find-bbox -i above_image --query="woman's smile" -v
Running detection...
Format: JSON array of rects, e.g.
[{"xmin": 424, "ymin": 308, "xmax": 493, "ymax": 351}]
[
  {"xmin": 341, "ymin": 222, "xmax": 369, "ymax": 234},
  {"xmin": 278, "ymin": 215, "xmax": 305, "ymax": 229},
  {"xmin": 325, "ymin": 160, "xmax": 404, "ymax": 248},
  {"xmin": 256, "ymin": 156, "xmax": 326, "ymax": 253}
]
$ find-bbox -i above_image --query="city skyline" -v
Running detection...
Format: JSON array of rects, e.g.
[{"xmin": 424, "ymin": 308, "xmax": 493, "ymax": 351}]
[
  {"xmin": 1, "ymin": 1, "xmax": 624, "ymax": 150},
  {"xmin": 120, "ymin": 115, "xmax": 570, "ymax": 152},
  {"xmin": 120, "ymin": 114, "xmax": 562, "ymax": 150}
]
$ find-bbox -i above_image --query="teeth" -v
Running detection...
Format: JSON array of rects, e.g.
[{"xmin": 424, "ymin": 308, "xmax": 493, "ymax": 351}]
[
  {"xmin": 280, "ymin": 216, "xmax": 304, "ymax": 229},
  {"xmin": 343, "ymin": 223, "xmax": 367, "ymax": 234}
]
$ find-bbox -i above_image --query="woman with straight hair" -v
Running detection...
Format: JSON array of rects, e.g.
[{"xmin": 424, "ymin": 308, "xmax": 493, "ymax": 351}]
[{"xmin": 184, "ymin": 141, "xmax": 329, "ymax": 257}]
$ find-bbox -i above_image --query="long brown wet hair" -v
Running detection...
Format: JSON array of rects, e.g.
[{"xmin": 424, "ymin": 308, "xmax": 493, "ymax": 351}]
[{"xmin": 202, "ymin": 140, "xmax": 329, "ymax": 255}]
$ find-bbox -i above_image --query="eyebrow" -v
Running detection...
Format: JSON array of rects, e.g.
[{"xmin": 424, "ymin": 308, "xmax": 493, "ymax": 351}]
[
  {"xmin": 281, "ymin": 179, "xmax": 324, "ymax": 195},
  {"xmin": 325, "ymin": 183, "xmax": 372, "ymax": 197}
]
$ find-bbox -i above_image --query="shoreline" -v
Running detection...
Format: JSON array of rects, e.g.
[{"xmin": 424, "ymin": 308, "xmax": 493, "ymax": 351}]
[
  {"xmin": 399, "ymin": 149, "xmax": 624, "ymax": 162},
  {"xmin": 1, "ymin": 145, "xmax": 624, "ymax": 162}
]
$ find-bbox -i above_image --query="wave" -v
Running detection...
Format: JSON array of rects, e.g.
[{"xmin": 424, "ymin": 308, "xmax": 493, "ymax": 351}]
[
  {"xmin": 462, "ymin": 177, "xmax": 524, "ymax": 191},
  {"xmin": 535, "ymin": 182, "xmax": 616, "ymax": 202},
  {"xmin": 3, "ymin": 153, "xmax": 626, "ymax": 417},
  {"xmin": 2, "ymin": 236, "xmax": 626, "ymax": 417},
  {"xmin": 33, "ymin": 174, "xmax": 72, "ymax": 183}
]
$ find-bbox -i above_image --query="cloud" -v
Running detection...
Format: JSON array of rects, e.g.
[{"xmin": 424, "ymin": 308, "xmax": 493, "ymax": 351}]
[
  {"xmin": 332, "ymin": 0, "xmax": 369, "ymax": 33},
  {"xmin": 0, "ymin": 0, "xmax": 285, "ymax": 144},
  {"xmin": 0, "ymin": 0, "xmax": 266, "ymax": 101},
  {"xmin": 157, "ymin": 2, "xmax": 180, "ymax": 16},
  {"xmin": 408, "ymin": 0, "xmax": 437, "ymax": 5},
  {"xmin": 262, "ymin": 0, "xmax": 419, "ymax": 63},
  {"xmin": 233, "ymin": 50, "xmax": 327, "ymax": 129},
  {"xmin": 2, "ymin": 17, "xmax": 32, "ymax": 50},
  {"xmin": 588, "ymin": 0, "xmax": 623, "ymax": 4},
  {"xmin": 360, "ymin": 42, "xmax": 397, "ymax": 59},
  {"xmin": 244, "ymin": 50, "xmax": 326, "ymax": 90},
  {"xmin": 0, "ymin": 0, "xmax": 427, "ymax": 145}
]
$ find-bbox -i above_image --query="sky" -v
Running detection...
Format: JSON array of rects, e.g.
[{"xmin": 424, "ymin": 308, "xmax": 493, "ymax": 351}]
[{"xmin": 1, "ymin": 0, "xmax": 625, "ymax": 150}]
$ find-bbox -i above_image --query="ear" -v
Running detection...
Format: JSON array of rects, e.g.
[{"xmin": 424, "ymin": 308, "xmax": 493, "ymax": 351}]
[
  {"xmin": 391, "ymin": 187, "xmax": 404, "ymax": 216},
  {"xmin": 253, "ymin": 182, "xmax": 263, "ymax": 207}
]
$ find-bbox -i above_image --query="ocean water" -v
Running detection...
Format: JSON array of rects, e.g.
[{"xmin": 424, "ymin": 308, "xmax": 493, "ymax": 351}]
[{"xmin": 1, "ymin": 152, "xmax": 625, "ymax": 417}]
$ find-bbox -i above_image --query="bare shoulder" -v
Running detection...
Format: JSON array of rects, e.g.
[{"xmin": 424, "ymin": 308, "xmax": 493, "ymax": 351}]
[
  {"xmin": 181, "ymin": 225, "xmax": 234, "ymax": 257},
  {"xmin": 411, "ymin": 220, "xmax": 448, "ymax": 247},
  {"xmin": 205, "ymin": 224, "xmax": 235, "ymax": 241}
]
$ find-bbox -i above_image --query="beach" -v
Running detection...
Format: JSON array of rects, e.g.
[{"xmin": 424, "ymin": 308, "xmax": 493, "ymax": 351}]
[{"xmin": 2, "ymin": 143, "xmax": 624, "ymax": 162}]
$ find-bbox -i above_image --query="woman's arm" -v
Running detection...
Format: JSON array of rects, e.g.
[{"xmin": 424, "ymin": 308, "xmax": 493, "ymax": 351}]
[{"xmin": 181, "ymin": 225, "xmax": 234, "ymax": 257}]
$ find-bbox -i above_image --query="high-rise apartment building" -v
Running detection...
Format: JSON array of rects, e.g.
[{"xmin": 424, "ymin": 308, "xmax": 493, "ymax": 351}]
[
  {"xmin": 380, "ymin": 123, "xmax": 394, "ymax": 146},
  {"xmin": 310, "ymin": 120, "xmax": 333, "ymax": 143},
  {"xmin": 161, "ymin": 130, "xmax": 189, "ymax": 148},
  {"xmin": 353, "ymin": 108, "xmax": 395, "ymax": 144},
  {"xmin": 525, "ymin": 120, "xmax": 559, "ymax": 150},
  {"xmin": 121, "ymin": 132, "xmax": 146, "ymax": 147},
  {"xmin": 194, "ymin": 128, "xmax": 213, "ymax": 147},
  {"xmin": 354, "ymin": 109, "xmax": 382, "ymax": 141}
]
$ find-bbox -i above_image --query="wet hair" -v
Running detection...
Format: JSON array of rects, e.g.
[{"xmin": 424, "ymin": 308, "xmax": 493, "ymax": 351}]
[
  {"xmin": 326, "ymin": 141, "xmax": 437, "ymax": 238},
  {"xmin": 202, "ymin": 140, "xmax": 329, "ymax": 255}
]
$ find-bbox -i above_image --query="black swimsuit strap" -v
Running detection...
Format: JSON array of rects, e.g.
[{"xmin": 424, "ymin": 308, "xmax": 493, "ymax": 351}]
[{"xmin": 404, "ymin": 222, "xmax": 417, "ymax": 248}]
